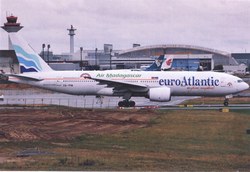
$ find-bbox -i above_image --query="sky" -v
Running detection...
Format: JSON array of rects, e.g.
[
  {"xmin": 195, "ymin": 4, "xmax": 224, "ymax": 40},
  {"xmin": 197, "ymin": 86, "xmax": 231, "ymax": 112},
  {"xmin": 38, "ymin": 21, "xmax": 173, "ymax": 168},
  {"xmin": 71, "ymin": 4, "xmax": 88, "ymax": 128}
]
[{"xmin": 0, "ymin": 0, "xmax": 250, "ymax": 54}]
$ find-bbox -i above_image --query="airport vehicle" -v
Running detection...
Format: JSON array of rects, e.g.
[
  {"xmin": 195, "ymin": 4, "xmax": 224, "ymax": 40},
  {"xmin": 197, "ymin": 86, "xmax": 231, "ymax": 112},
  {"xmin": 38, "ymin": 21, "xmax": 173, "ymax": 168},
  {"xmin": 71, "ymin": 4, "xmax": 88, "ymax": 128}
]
[{"xmin": 1, "ymin": 33, "xmax": 249, "ymax": 107}]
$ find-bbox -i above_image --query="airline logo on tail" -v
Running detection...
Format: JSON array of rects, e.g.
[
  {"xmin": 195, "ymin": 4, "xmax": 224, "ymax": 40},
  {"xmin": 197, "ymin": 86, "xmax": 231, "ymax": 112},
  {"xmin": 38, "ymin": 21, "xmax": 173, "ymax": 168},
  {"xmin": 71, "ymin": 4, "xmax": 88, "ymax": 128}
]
[
  {"xmin": 9, "ymin": 33, "xmax": 52, "ymax": 73},
  {"xmin": 12, "ymin": 44, "xmax": 42, "ymax": 72},
  {"xmin": 145, "ymin": 55, "xmax": 173, "ymax": 71},
  {"xmin": 161, "ymin": 55, "xmax": 173, "ymax": 71}
]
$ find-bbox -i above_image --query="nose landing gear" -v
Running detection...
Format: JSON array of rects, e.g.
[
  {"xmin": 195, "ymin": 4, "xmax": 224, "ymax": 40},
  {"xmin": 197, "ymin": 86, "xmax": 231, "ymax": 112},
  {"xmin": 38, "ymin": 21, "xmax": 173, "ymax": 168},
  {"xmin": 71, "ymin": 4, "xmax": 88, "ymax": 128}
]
[
  {"xmin": 223, "ymin": 94, "xmax": 233, "ymax": 106},
  {"xmin": 118, "ymin": 100, "xmax": 135, "ymax": 107},
  {"xmin": 223, "ymin": 98, "xmax": 229, "ymax": 106}
]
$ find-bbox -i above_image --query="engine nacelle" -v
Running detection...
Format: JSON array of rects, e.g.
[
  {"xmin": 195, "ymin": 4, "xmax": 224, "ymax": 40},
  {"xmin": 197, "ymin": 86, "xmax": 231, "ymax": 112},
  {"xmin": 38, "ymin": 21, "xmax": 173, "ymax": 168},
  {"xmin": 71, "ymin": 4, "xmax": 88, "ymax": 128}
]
[
  {"xmin": 148, "ymin": 87, "xmax": 171, "ymax": 102},
  {"xmin": 97, "ymin": 87, "xmax": 114, "ymax": 96}
]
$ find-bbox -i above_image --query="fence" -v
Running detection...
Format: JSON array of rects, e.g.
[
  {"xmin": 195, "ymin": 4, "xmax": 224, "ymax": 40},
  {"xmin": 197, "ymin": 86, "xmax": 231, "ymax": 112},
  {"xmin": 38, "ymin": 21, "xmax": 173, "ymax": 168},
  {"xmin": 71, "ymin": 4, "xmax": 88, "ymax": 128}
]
[
  {"xmin": 0, "ymin": 89, "xmax": 158, "ymax": 108},
  {"xmin": 0, "ymin": 89, "xmax": 188, "ymax": 108},
  {"xmin": 0, "ymin": 95, "xmax": 120, "ymax": 109}
]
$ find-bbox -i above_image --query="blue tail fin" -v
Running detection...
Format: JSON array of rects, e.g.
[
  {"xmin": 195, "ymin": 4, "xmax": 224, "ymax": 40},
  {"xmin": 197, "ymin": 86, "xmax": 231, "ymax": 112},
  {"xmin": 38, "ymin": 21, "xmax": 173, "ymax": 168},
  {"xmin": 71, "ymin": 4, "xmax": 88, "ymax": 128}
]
[
  {"xmin": 145, "ymin": 55, "xmax": 165, "ymax": 71},
  {"xmin": 145, "ymin": 55, "xmax": 173, "ymax": 71},
  {"xmin": 9, "ymin": 33, "xmax": 53, "ymax": 73}
]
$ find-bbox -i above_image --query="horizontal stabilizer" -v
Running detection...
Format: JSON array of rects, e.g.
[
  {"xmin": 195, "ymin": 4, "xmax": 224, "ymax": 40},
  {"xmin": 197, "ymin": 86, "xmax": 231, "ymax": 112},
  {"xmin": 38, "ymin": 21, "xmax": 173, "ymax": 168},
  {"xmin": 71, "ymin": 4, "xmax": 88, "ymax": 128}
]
[{"xmin": 8, "ymin": 74, "xmax": 43, "ymax": 81}]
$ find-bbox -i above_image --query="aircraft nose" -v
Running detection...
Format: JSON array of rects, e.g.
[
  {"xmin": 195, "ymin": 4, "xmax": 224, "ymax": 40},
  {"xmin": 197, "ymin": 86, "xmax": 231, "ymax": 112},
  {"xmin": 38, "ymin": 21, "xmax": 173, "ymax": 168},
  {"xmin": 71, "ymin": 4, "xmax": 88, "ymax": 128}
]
[{"xmin": 242, "ymin": 82, "xmax": 249, "ymax": 91}]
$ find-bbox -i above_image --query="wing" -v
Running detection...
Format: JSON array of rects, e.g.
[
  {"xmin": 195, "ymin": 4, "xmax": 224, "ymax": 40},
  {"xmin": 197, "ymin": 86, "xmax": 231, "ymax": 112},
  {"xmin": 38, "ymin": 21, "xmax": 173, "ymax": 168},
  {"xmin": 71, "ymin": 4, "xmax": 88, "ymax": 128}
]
[{"xmin": 86, "ymin": 76, "xmax": 149, "ymax": 93}]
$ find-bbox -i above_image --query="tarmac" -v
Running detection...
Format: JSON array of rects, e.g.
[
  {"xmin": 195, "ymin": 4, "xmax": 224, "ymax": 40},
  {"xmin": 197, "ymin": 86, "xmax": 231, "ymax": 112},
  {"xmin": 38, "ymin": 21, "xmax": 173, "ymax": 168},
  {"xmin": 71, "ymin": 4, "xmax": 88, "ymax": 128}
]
[
  {"xmin": 0, "ymin": 89, "xmax": 197, "ymax": 108},
  {"xmin": 0, "ymin": 88, "xmax": 249, "ymax": 109}
]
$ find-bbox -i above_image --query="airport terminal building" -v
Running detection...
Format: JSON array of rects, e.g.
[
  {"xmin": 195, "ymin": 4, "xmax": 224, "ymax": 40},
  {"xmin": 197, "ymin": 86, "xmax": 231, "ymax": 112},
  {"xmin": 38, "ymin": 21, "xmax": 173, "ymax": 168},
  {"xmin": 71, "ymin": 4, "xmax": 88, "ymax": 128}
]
[
  {"xmin": 0, "ymin": 44, "xmax": 248, "ymax": 74},
  {"xmin": 115, "ymin": 44, "xmax": 239, "ymax": 71},
  {"xmin": 65, "ymin": 44, "xmax": 245, "ymax": 73},
  {"xmin": 0, "ymin": 50, "xmax": 19, "ymax": 74}
]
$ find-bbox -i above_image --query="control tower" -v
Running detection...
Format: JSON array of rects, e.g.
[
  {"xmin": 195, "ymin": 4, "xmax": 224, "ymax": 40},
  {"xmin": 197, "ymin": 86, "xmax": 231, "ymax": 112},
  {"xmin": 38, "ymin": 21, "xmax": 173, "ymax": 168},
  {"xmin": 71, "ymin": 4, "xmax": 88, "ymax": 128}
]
[
  {"xmin": 67, "ymin": 25, "xmax": 76, "ymax": 54},
  {"xmin": 1, "ymin": 15, "xmax": 23, "ymax": 49}
]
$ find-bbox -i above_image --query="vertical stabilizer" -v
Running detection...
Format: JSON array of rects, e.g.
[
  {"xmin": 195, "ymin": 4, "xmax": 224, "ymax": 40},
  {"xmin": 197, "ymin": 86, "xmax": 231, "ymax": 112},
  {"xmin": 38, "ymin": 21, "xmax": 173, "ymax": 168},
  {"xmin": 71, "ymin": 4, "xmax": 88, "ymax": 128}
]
[
  {"xmin": 9, "ymin": 33, "xmax": 53, "ymax": 73},
  {"xmin": 145, "ymin": 55, "xmax": 165, "ymax": 71},
  {"xmin": 145, "ymin": 55, "xmax": 173, "ymax": 71},
  {"xmin": 161, "ymin": 55, "xmax": 173, "ymax": 71}
]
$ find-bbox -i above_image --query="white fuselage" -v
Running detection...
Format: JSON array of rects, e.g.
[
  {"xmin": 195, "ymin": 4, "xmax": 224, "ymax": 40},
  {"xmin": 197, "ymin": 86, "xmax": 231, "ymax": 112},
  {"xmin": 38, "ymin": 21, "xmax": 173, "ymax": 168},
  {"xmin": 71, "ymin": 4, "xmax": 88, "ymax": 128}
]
[{"xmin": 8, "ymin": 70, "xmax": 249, "ymax": 99}]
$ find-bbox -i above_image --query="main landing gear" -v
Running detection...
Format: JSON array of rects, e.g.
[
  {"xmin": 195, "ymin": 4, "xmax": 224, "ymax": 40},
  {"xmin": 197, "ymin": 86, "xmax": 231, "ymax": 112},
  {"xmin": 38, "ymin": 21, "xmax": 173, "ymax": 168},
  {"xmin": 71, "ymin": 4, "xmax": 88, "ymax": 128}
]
[{"xmin": 118, "ymin": 100, "xmax": 135, "ymax": 107}]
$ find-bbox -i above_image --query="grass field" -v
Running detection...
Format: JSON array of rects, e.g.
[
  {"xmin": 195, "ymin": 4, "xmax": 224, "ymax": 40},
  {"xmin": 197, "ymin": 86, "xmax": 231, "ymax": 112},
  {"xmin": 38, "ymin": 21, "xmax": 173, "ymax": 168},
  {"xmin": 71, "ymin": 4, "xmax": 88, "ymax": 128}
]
[
  {"xmin": 0, "ymin": 108, "xmax": 249, "ymax": 171},
  {"xmin": 181, "ymin": 96, "xmax": 250, "ymax": 105}
]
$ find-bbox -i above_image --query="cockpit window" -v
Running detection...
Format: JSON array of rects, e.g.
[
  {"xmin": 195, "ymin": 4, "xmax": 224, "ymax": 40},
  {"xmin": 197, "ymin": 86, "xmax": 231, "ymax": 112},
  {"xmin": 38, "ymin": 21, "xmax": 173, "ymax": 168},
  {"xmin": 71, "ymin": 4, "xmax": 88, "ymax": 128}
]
[{"xmin": 237, "ymin": 80, "xmax": 244, "ymax": 83}]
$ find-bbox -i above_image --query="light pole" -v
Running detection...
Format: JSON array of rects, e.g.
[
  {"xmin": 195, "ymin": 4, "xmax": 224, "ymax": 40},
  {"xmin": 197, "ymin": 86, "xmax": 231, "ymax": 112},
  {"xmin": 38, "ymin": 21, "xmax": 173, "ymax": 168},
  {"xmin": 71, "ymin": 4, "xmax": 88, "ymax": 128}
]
[
  {"xmin": 47, "ymin": 44, "xmax": 50, "ymax": 64},
  {"xmin": 110, "ymin": 48, "xmax": 112, "ymax": 70},
  {"xmin": 42, "ymin": 44, "xmax": 45, "ymax": 60},
  {"xmin": 80, "ymin": 47, "xmax": 83, "ymax": 70},
  {"xmin": 95, "ymin": 48, "xmax": 98, "ymax": 66}
]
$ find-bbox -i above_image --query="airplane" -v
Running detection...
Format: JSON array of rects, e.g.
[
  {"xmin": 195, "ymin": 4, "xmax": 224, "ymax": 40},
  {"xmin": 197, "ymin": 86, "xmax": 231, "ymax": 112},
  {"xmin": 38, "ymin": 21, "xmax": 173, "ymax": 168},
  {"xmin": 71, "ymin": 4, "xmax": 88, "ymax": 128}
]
[
  {"xmin": 1, "ymin": 33, "xmax": 249, "ymax": 107},
  {"xmin": 145, "ymin": 55, "xmax": 173, "ymax": 71},
  {"xmin": 161, "ymin": 55, "xmax": 173, "ymax": 71}
]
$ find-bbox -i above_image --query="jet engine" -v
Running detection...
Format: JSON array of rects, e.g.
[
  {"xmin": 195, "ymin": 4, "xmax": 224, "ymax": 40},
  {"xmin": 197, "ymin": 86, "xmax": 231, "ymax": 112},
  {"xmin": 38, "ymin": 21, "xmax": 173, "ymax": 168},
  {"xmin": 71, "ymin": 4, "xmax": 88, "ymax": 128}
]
[
  {"xmin": 97, "ymin": 87, "xmax": 114, "ymax": 96},
  {"xmin": 148, "ymin": 87, "xmax": 171, "ymax": 102}
]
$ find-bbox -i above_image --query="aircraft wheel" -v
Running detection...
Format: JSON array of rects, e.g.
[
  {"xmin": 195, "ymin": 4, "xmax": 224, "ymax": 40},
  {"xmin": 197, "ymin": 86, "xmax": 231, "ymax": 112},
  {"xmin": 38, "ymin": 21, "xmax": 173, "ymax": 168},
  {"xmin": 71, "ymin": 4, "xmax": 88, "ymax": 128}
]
[
  {"xmin": 118, "ymin": 100, "xmax": 135, "ymax": 107},
  {"xmin": 124, "ymin": 100, "xmax": 130, "ymax": 107},
  {"xmin": 118, "ymin": 101, "xmax": 124, "ymax": 107},
  {"xmin": 129, "ymin": 101, "xmax": 135, "ymax": 107},
  {"xmin": 118, "ymin": 101, "xmax": 123, "ymax": 107},
  {"xmin": 118, "ymin": 100, "xmax": 129, "ymax": 107},
  {"xmin": 224, "ymin": 99, "xmax": 229, "ymax": 106}
]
